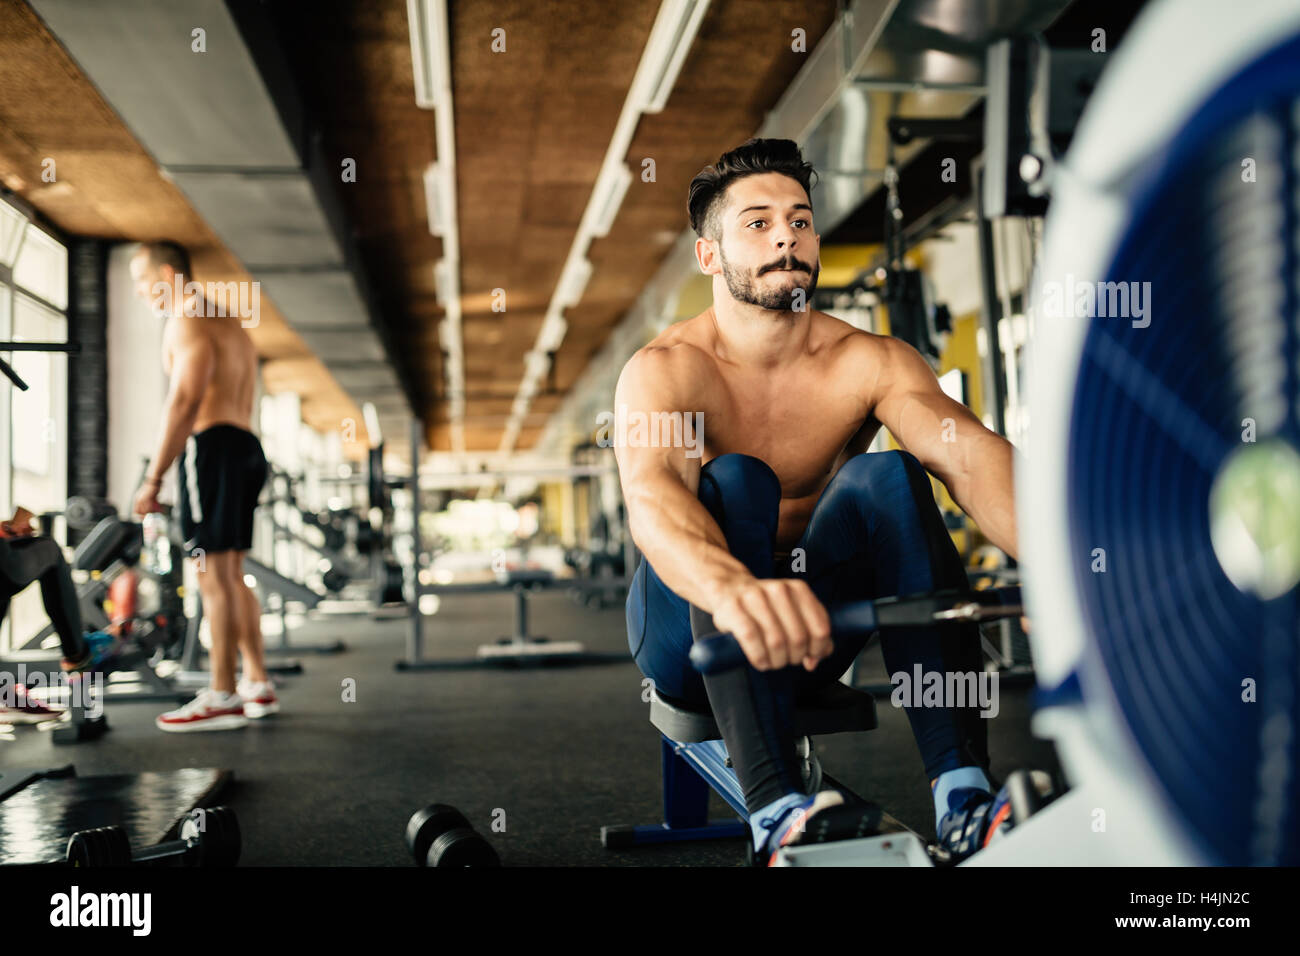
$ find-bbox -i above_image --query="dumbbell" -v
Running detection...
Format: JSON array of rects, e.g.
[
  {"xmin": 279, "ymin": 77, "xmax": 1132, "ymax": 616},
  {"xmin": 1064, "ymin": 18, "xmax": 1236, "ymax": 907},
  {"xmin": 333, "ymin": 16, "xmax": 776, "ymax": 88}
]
[
  {"xmin": 405, "ymin": 804, "xmax": 500, "ymax": 867},
  {"xmin": 321, "ymin": 566, "xmax": 350, "ymax": 593},
  {"xmin": 65, "ymin": 806, "xmax": 241, "ymax": 867}
]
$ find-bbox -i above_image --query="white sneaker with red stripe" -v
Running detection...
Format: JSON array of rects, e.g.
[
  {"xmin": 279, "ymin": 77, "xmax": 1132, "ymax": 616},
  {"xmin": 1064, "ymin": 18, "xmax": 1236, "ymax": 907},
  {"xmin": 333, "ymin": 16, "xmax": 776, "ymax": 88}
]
[
  {"xmin": 156, "ymin": 688, "xmax": 249, "ymax": 733},
  {"xmin": 237, "ymin": 679, "xmax": 280, "ymax": 718},
  {"xmin": 0, "ymin": 684, "xmax": 64, "ymax": 724}
]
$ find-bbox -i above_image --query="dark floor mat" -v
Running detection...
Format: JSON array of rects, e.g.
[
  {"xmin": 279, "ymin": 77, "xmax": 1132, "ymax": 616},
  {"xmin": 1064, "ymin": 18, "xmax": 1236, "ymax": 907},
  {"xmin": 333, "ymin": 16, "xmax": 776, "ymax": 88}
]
[{"xmin": 0, "ymin": 767, "xmax": 231, "ymax": 864}]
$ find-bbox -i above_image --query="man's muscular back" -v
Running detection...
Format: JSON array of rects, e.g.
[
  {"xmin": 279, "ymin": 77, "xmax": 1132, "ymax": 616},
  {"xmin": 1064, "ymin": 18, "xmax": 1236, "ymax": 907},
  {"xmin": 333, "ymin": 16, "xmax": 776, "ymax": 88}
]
[
  {"xmin": 163, "ymin": 309, "xmax": 258, "ymax": 433},
  {"xmin": 629, "ymin": 307, "xmax": 891, "ymax": 552}
]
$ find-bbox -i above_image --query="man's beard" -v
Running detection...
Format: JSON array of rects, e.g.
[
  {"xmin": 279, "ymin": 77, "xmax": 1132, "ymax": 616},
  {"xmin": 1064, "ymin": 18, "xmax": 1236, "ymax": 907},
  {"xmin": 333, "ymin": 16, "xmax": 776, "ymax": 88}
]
[{"xmin": 719, "ymin": 247, "xmax": 819, "ymax": 311}]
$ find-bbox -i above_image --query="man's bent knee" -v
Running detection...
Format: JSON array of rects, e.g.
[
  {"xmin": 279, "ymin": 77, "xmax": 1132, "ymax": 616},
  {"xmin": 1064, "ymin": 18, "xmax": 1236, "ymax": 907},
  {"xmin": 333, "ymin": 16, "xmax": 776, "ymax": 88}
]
[
  {"xmin": 835, "ymin": 449, "xmax": 924, "ymax": 486},
  {"xmin": 699, "ymin": 453, "xmax": 782, "ymax": 525}
]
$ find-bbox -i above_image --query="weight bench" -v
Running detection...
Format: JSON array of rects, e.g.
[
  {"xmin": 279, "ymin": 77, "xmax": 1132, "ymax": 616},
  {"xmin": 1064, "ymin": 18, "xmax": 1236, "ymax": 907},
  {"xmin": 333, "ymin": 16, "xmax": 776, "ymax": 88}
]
[
  {"xmin": 601, "ymin": 678, "xmax": 879, "ymax": 849},
  {"xmin": 397, "ymin": 568, "xmax": 631, "ymax": 669}
]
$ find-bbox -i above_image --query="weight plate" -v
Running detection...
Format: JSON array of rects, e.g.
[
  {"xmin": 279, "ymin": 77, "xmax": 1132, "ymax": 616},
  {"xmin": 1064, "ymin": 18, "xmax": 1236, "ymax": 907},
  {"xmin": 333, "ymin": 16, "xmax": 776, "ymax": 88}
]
[
  {"xmin": 203, "ymin": 807, "xmax": 242, "ymax": 868},
  {"xmin": 66, "ymin": 826, "xmax": 132, "ymax": 867},
  {"xmin": 405, "ymin": 804, "xmax": 471, "ymax": 865},
  {"xmin": 426, "ymin": 827, "xmax": 501, "ymax": 867}
]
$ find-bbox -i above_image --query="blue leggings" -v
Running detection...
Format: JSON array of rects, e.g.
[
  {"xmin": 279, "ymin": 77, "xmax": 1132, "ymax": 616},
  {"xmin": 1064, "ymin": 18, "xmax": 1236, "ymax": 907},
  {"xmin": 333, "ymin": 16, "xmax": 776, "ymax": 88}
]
[{"xmin": 626, "ymin": 450, "xmax": 990, "ymax": 812}]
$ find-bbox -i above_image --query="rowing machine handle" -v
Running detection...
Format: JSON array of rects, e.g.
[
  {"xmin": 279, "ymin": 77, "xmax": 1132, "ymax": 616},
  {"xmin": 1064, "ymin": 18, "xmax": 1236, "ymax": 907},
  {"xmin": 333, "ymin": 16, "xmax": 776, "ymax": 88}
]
[{"xmin": 689, "ymin": 600, "xmax": 882, "ymax": 675}]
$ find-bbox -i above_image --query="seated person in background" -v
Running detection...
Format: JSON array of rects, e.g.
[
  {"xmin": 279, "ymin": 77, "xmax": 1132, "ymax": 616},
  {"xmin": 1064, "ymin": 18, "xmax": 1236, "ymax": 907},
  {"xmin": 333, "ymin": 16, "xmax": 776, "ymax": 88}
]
[
  {"xmin": 0, "ymin": 506, "xmax": 104, "ymax": 723},
  {"xmin": 616, "ymin": 139, "xmax": 1022, "ymax": 865}
]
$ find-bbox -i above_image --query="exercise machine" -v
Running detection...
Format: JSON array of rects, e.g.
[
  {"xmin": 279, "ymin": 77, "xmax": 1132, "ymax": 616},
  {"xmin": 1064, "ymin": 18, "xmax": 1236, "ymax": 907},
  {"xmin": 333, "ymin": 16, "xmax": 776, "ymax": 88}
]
[
  {"xmin": 395, "ymin": 420, "xmax": 633, "ymax": 670},
  {"xmin": 405, "ymin": 588, "xmax": 1029, "ymax": 867},
  {"xmin": 612, "ymin": 0, "xmax": 1300, "ymax": 868},
  {"xmin": 601, "ymin": 588, "xmax": 1030, "ymax": 866},
  {"xmin": 0, "ymin": 510, "xmax": 190, "ymax": 743},
  {"xmin": 564, "ymin": 442, "xmax": 629, "ymax": 610},
  {"xmin": 396, "ymin": 568, "xmax": 631, "ymax": 670},
  {"xmin": 263, "ymin": 467, "xmax": 374, "ymax": 599},
  {"xmin": 1009, "ymin": 0, "xmax": 1300, "ymax": 866}
]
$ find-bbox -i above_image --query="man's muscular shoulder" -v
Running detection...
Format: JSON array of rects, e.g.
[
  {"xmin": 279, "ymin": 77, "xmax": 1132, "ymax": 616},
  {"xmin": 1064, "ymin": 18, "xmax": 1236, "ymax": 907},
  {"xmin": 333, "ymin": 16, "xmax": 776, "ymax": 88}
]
[
  {"xmin": 619, "ymin": 322, "xmax": 717, "ymax": 410},
  {"xmin": 808, "ymin": 312, "xmax": 891, "ymax": 408},
  {"xmin": 810, "ymin": 310, "xmax": 877, "ymax": 353}
]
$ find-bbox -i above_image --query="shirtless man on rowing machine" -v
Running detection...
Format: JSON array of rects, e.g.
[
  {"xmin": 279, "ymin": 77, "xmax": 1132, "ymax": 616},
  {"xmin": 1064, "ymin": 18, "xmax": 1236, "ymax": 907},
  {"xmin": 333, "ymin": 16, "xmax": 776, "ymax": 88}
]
[{"xmin": 615, "ymin": 138, "xmax": 1022, "ymax": 865}]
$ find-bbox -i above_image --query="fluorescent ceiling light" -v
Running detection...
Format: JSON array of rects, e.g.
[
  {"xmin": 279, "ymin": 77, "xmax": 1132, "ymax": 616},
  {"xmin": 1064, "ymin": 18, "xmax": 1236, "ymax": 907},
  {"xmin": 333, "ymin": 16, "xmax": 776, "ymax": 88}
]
[
  {"xmin": 406, "ymin": 0, "xmax": 446, "ymax": 110},
  {"xmin": 537, "ymin": 314, "xmax": 568, "ymax": 353},
  {"xmin": 438, "ymin": 318, "xmax": 461, "ymax": 352},
  {"xmin": 525, "ymin": 350, "xmax": 552, "ymax": 380},
  {"xmin": 423, "ymin": 163, "xmax": 445, "ymax": 236},
  {"xmin": 362, "ymin": 402, "xmax": 383, "ymax": 446},
  {"xmin": 641, "ymin": 0, "xmax": 712, "ymax": 114},
  {"xmin": 434, "ymin": 257, "xmax": 455, "ymax": 306},
  {"xmin": 556, "ymin": 258, "xmax": 593, "ymax": 309},
  {"xmin": 592, "ymin": 164, "xmax": 633, "ymax": 237},
  {"xmin": 501, "ymin": 0, "xmax": 711, "ymax": 455}
]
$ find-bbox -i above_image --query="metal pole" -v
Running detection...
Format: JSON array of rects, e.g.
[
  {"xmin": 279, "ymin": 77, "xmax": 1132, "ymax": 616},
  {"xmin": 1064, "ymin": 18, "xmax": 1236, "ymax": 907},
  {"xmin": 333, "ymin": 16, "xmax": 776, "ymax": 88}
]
[
  {"xmin": 974, "ymin": 162, "xmax": 1009, "ymax": 437},
  {"xmin": 417, "ymin": 463, "xmax": 617, "ymax": 486},
  {"xmin": 278, "ymin": 590, "xmax": 288, "ymax": 650},
  {"xmin": 853, "ymin": 79, "xmax": 987, "ymax": 95},
  {"xmin": 0, "ymin": 341, "xmax": 83, "ymax": 352},
  {"xmin": 514, "ymin": 584, "xmax": 527, "ymax": 641},
  {"xmin": 276, "ymin": 474, "xmax": 290, "ymax": 650},
  {"xmin": 407, "ymin": 420, "xmax": 422, "ymax": 664},
  {"xmin": 182, "ymin": 593, "xmax": 203, "ymax": 672}
]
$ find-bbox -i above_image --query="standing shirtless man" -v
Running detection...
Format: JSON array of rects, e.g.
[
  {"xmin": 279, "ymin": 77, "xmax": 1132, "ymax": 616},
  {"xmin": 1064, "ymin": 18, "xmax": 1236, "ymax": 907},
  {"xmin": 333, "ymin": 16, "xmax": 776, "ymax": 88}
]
[
  {"xmin": 615, "ymin": 139, "xmax": 1021, "ymax": 864},
  {"xmin": 129, "ymin": 241, "xmax": 278, "ymax": 731}
]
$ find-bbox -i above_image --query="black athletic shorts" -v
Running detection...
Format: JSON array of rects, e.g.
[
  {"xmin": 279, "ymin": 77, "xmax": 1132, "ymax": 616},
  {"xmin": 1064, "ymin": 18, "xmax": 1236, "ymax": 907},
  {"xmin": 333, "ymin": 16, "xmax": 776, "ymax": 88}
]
[{"xmin": 177, "ymin": 424, "xmax": 268, "ymax": 554}]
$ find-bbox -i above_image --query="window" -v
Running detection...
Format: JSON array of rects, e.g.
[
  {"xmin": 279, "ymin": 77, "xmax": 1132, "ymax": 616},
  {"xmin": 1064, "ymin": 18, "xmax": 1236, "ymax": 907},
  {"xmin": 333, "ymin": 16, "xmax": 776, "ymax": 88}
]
[
  {"xmin": 13, "ymin": 226, "xmax": 68, "ymax": 311},
  {"xmin": 11, "ymin": 293, "xmax": 67, "ymax": 484},
  {"xmin": 0, "ymin": 197, "xmax": 69, "ymax": 653},
  {"xmin": 0, "ymin": 201, "xmax": 25, "ymax": 268}
]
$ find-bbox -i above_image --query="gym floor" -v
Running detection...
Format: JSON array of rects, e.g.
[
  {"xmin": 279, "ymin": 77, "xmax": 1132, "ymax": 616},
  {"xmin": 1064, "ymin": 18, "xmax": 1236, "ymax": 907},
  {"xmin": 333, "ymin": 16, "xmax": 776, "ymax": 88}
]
[{"xmin": 2, "ymin": 590, "xmax": 1060, "ymax": 866}]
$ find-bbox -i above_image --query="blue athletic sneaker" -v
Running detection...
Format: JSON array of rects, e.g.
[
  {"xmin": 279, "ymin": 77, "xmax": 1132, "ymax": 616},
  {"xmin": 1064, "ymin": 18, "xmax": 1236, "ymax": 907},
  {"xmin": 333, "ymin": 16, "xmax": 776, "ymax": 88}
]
[
  {"xmin": 752, "ymin": 790, "xmax": 895, "ymax": 867},
  {"xmin": 936, "ymin": 785, "xmax": 1013, "ymax": 861},
  {"xmin": 61, "ymin": 630, "xmax": 121, "ymax": 676}
]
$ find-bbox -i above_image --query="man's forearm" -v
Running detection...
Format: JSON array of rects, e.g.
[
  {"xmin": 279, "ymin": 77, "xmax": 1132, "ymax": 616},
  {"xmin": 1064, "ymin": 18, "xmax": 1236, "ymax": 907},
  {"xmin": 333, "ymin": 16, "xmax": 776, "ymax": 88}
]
[
  {"xmin": 628, "ymin": 483, "xmax": 754, "ymax": 614},
  {"xmin": 146, "ymin": 398, "xmax": 200, "ymax": 484},
  {"xmin": 950, "ymin": 434, "xmax": 1019, "ymax": 560}
]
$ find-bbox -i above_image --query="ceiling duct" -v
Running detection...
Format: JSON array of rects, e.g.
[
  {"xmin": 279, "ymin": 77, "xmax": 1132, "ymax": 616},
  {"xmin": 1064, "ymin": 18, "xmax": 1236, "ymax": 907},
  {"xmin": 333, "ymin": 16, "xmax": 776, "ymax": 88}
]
[{"xmin": 28, "ymin": 0, "xmax": 415, "ymax": 444}]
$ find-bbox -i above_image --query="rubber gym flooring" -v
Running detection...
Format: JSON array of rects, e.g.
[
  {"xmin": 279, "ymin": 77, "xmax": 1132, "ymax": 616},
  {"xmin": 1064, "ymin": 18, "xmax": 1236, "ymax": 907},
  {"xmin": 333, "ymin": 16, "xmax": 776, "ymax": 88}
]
[{"xmin": 1, "ymin": 590, "xmax": 1061, "ymax": 866}]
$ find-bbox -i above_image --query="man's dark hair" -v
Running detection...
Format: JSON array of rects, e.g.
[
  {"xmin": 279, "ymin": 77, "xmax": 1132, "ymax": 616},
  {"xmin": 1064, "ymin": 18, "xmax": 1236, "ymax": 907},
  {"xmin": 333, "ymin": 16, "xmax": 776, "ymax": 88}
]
[
  {"xmin": 138, "ymin": 240, "xmax": 192, "ymax": 278},
  {"xmin": 687, "ymin": 138, "xmax": 817, "ymax": 241}
]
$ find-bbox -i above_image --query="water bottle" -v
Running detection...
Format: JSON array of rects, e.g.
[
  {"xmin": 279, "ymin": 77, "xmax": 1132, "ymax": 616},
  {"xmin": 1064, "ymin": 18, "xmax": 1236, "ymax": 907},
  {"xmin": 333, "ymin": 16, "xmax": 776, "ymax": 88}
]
[{"xmin": 141, "ymin": 512, "xmax": 171, "ymax": 575}]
